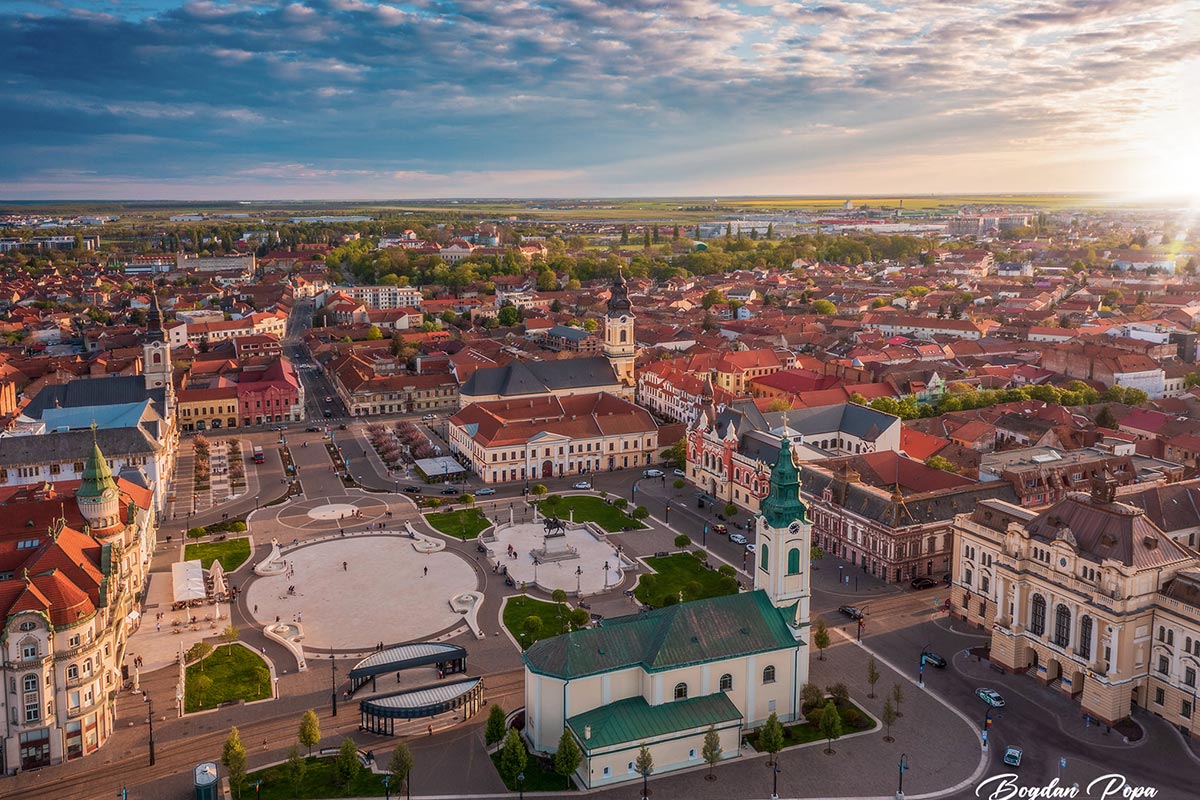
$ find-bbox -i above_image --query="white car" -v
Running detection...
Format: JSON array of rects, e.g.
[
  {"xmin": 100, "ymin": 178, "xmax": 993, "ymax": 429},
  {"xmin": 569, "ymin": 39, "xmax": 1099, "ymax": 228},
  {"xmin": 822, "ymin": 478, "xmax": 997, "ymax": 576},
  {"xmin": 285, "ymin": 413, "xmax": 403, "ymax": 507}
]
[
  {"xmin": 729, "ymin": 533, "xmax": 748, "ymax": 545},
  {"xmin": 572, "ymin": 481, "xmax": 592, "ymax": 490},
  {"xmin": 474, "ymin": 487, "xmax": 496, "ymax": 496},
  {"xmin": 746, "ymin": 543, "xmax": 757, "ymax": 554},
  {"xmin": 423, "ymin": 413, "xmax": 436, "ymax": 420},
  {"xmin": 642, "ymin": 469, "xmax": 664, "ymax": 478},
  {"xmin": 673, "ymin": 468, "xmax": 686, "ymax": 477}
]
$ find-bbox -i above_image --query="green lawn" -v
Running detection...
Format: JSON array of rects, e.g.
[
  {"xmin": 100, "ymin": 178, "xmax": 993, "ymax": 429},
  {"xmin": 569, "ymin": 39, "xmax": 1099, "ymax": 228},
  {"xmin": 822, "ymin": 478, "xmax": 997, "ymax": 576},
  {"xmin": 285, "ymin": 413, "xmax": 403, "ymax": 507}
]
[
  {"xmin": 424, "ymin": 508, "xmax": 490, "ymax": 540},
  {"xmin": 185, "ymin": 645, "xmax": 271, "ymax": 713},
  {"xmin": 184, "ymin": 537, "xmax": 251, "ymax": 571},
  {"xmin": 537, "ymin": 495, "xmax": 644, "ymax": 532},
  {"xmin": 245, "ymin": 754, "xmax": 391, "ymax": 799},
  {"xmin": 503, "ymin": 596, "xmax": 572, "ymax": 649},
  {"xmin": 634, "ymin": 554, "xmax": 739, "ymax": 608},
  {"xmin": 491, "ymin": 750, "xmax": 575, "ymax": 792},
  {"xmin": 744, "ymin": 699, "xmax": 876, "ymax": 751}
]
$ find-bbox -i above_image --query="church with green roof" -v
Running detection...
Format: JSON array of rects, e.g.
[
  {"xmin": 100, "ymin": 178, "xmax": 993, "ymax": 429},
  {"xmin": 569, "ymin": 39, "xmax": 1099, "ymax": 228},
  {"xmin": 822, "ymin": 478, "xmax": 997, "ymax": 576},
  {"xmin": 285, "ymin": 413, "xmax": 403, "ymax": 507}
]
[{"xmin": 521, "ymin": 436, "xmax": 812, "ymax": 788}]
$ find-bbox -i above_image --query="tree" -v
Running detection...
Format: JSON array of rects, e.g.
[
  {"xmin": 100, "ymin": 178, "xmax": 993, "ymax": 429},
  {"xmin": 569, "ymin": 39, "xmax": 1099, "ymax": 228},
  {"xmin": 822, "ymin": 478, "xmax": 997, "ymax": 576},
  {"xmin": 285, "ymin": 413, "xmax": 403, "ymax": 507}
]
[
  {"xmin": 498, "ymin": 304, "xmax": 520, "ymax": 327},
  {"xmin": 801, "ymin": 682, "xmax": 824, "ymax": 713},
  {"xmin": 759, "ymin": 712, "xmax": 785, "ymax": 765},
  {"xmin": 366, "ymin": 324, "xmax": 383, "ymax": 340},
  {"xmin": 621, "ymin": 225, "xmax": 629, "ymax": 245},
  {"xmin": 673, "ymin": 478, "xmax": 685, "ymax": 490},
  {"xmin": 702, "ymin": 724, "xmax": 722, "ymax": 780},
  {"xmin": 335, "ymin": 737, "xmax": 361, "ymax": 787},
  {"xmin": 285, "ymin": 745, "xmax": 307, "ymax": 797},
  {"xmin": 568, "ymin": 608, "xmax": 590, "ymax": 630},
  {"xmin": 765, "ymin": 397, "xmax": 792, "ymax": 412},
  {"xmin": 582, "ymin": 318, "xmax": 598, "ymax": 332},
  {"xmin": 222, "ymin": 726, "xmax": 248, "ymax": 798},
  {"xmin": 530, "ymin": 483, "xmax": 547, "ymax": 498},
  {"xmin": 881, "ymin": 698, "xmax": 898, "ymax": 742},
  {"xmin": 811, "ymin": 299, "xmax": 837, "ymax": 315},
  {"xmin": 891, "ymin": 682, "xmax": 905, "ymax": 718},
  {"xmin": 635, "ymin": 745, "xmax": 654, "ymax": 792},
  {"xmin": 632, "ymin": 505, "xmax": 649, "ymax": 520},
  {"xmin": 723, "ymin": 502, "xmax": 738, "ymax": 519},
  {"xmin": 389, "ymin": 741, "xmax": 414, "ymax": 797},
  {"xmin": 522, "ymin": 615, "xmax": 543, "ymax": 641},
  {"xmin": 499, "ymin": 728, "xmax": 528, "ymax": 785},
  {"xmin": 827, "ymin": 682, "xmax": 850, "ymax": 705},
  {"xmin": 195, "ymin": 674, "xmax": 214, "ymax": 706},
  {"xmin": 819, "ymin": 700, "xmax": 843, "ymax": 754},
  {"xmin": 554, "ymin": 728, "xmax": 582, "ymax": 789},
  {"xmin": 674, "ymin": 534, "xmax": 691, "ymax": 551},
  {"xmin": 867, "ymin": 655, "xmax": 881, "ymax": 699},
  {"xmin": 458, "ymin": 493, "xmax": 475, "ymax": 507},
  {"xmin": 924, "ymin": 455, "xmax": 958, "ymax": 473},
  {"xmin": 220, "ymin": 624, "xmax": 240, "ymax": 654},
  {"xmin": 254, "ymin": 664, "xmax": 271, "ymax": 697},
  {"xmin": 536, "ymin": 269, "xmax": 558, "ymax": 291},
  {"xmin": 187, "ymin": 641, "xmax": 213, "ymax": 671},
  {"xmin": 666, "ymin": 437, "xmax": 687, "ymax": 467},
  {"xmin": 701, "ymin": 289, "xmax": 725, "ymax": 308},
  {"xmin": 299, "ymin": 709, "xmax": 321, "ymax": 755},
  {"xmin": 1123, "ymin": 387, "xmax": 1149, "ymax": 405},
  {"xmin": 1095, "ymin": 405, "xmax": 1118, "ymax": 430},
  {"xmin": 813, "ymin": 618, "xmax": 830, "ymax": 660},
  {"xmin": 811, "ymin": 545, "xmax": 824, "ymax": 563},
  {"xmin": 485, "ymin": 703, "xmax": 507, "ymax": 746}
]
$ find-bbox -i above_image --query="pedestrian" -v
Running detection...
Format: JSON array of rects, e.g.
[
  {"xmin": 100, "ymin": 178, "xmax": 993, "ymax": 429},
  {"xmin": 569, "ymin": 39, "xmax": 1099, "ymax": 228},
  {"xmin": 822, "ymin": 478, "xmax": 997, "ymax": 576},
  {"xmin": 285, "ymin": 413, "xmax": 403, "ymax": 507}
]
[
  {"xmin": 343, "ymin": 561, "xmax": 348, "ymax": 571},
  {"xmin": 263, "ymin": 738, "xmax": 267, "ymax": 750},
  {"xmin": 276, "ymin": 615, "xmax": 280, "ymax": 623},
  {"xmin": 254, "ymin": 604, "xmax": 258, "ymax": 614},
  {"xmin": 156, "ymin": 622, "xmax": 161, "ymax": 633},
  {"xmin": 427, "ymin": 724, "xmax": 433, "ymax": 737},
  {"xmin": 298, "ymin": 612, "xmax": 302, "ymax": 623}
]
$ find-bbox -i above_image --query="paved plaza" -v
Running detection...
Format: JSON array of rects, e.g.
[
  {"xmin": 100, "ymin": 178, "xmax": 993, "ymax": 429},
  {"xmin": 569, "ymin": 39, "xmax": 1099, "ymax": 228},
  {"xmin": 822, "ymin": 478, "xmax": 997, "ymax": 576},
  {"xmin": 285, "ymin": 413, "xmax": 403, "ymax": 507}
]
[
  {"xmin": 245, "ymin": 533, "xmax": 480, "ymax": 651},
  {"xmin": 262, "ymin": 493, "xmax": 392, "ymax": 533},
  {"xmin": 489, "ymin": 521, "xmax": 626, "ymax": 595}
]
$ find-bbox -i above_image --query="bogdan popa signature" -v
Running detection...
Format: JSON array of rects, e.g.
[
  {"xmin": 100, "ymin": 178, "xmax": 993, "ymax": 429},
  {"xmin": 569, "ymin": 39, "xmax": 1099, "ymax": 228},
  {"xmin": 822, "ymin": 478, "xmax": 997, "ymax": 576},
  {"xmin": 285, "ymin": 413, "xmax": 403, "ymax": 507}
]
[{"xmin": 976, "ymin": 774, "xmax": 1158, "ymax": 800}]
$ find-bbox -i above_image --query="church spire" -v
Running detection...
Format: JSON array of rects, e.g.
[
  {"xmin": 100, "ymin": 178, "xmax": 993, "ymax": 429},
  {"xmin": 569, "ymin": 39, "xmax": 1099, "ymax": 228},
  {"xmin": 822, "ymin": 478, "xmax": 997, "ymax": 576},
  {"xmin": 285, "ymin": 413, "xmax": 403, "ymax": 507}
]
[
  {"xmin": 606, "ymin": 267, "xmax": 631, "ymax": 316},
  {"xmin": 146, "ymin": 291, "xmax": 165, "ymax": 343},
  {"xmin": 759, "ymin": 435, "xmax": 808, "ymax": 529}
]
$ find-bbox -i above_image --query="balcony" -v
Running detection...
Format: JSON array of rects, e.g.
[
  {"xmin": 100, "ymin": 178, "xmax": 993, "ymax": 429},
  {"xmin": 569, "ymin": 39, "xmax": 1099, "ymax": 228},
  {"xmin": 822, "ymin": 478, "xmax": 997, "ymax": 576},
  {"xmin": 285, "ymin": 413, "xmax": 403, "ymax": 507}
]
[{"xmin": 4, "ymin": 653, "xmax": 53, "ymax": 670}]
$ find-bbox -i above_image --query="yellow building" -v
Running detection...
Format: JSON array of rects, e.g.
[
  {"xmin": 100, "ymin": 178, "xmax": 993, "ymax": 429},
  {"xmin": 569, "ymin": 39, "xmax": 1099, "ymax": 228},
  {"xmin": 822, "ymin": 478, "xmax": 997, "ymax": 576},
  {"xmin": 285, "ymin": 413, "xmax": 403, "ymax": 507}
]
[
  {"xmin": 176, "ymin": 386, "xmax": 239, "ymax": 431},
  {"xmin": 951, "ymin": 473, "xmax": 1200, "ymax": 731}
]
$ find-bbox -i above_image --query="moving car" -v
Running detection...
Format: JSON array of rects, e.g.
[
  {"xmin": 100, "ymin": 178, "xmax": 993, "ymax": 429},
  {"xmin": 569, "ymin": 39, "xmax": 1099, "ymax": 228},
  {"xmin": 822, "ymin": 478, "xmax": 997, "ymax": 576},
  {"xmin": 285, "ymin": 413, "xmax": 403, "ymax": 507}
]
[
  {"xmin": 838, "ymin": 605, "xmax": 864, "ymax": 621},
  {"xmin": 746, "ymin": 543, "xmax": 756, "ymax": 554},
  {"xmin": 325, "ymin": 396, "xmax": 333, "ymax": 403},
  {"xmin": 423, "ymin": 413, "xmax": 436, "ymax": 420},
  {"xmin": 729, "ymin": 533, "xmax": 748, "ymax": 545},
  {"xmin": 403, "ymin": 486, "xmax": 422, "ymax": 494},
  {"xmin": 440, "ymin": 487, "xmax": 458, "ymax": 495},
  {"xmin": 976, "ymin": 688, "xmax": 1005, "ymax": 708},
  {"xmin": 642, "ymin": 468, "xmax": 664, "ymax": 478},
  {"xmin": 572, "ymin": 481, "xmax": 592, "ymax": 490},
  {"xmin": 1002, "ymin": 746, "xmax": 1023, "ymax": 767},
  {"xmin": 921, "ymin": 651, "xmax": 947, "ymax": 668},
  {"xmin": 323, "ymin": 410, "xmax": 332, "ymax": 418},
  {"xmin": 306, "ymin": 426, "xmax": 322, "ymax": 432},
  {"xmin": 338, "ymin": 423, "xmax": 348, "ymax": 430},
  {"xmin": 911, "ymin": 577, "xmax": 939, "ymax": 590},
  {"xmin": 713, "ymin": 524, "xmax": 728, "ymax": 535},
  {"xmin": 475, "ymin": 487, "xmax": 496, "ymax": 496}
]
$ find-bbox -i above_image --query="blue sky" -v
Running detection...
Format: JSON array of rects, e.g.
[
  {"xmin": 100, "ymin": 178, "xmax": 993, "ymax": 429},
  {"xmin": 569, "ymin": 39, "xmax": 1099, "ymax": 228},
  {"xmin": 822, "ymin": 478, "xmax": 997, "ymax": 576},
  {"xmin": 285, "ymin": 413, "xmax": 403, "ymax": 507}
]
[{"xmin": 1, "ymin": 0, "xmax": 1197, "ymax": 200}]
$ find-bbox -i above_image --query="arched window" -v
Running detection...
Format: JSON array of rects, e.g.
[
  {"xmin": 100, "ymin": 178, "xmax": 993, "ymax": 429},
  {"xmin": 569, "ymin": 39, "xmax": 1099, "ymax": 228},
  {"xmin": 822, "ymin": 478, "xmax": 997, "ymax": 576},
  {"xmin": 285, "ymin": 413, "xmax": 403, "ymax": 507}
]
[
  {"xmin": 1159, "ymin": 626, "xmax": 1166, "ymax": 642},
  {"xmin": 152, "ymin": 352, "xmax": 162, "ymax": 364},
  {"xmin": 620, "ymin": 329, "xmax": 628, "ymax": 343},
  {"xmin": 1030, "ymin": 594, "xmax": 1046, "ymax": 636},
  {"xmin": 1079, "ymin": 615, "xmax": 1093, "ymax": 660},
  {"xmin": 1053, "ymin": 604, "xmax": 1071, "ymax": 647},
  {"xmin": 760, "ymin": 543, "xmax": 769, "ymax": 572},
  {"xmin": 787, "ymin": 548, "xmax": 801, "ymax": 575},
  {"xmin": 1167, "ymin": 630, "xmax": 1175, "ymax": 646},
  {"xmin": 762, "ymin": 665, "xmax": 776, "ymax": 684},
  {"xmin": 719, "ymin": 674, "xmax": 733, "ymax": 692},
  {"xmin": 674, "ymin": 682, "xmax": 688, "ymax": 700}
]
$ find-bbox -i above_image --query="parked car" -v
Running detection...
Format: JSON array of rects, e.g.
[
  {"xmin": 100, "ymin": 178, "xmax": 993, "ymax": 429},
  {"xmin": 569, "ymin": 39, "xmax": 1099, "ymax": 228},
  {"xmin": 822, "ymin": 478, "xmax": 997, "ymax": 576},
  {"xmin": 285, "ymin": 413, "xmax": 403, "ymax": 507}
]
[
  {"xmin": 976, "ymin": 688, "xmax": 1005, "ymax": 708},
  {"xmin": 1002, "ymin": 746, "xmax": 1023, "ymax": 767},
  {"xmin": 423, "ymin": 413, "xmax": 436, "ymax": 420},
  {"xmin": 921, "ymin": 651, "xmax": 947, "ymax": 668},
  {"xmin": 713, "ymin": 524, "xmax": 728, "ymax": 535},
  {"xmin": 323, "ymin": 410, "xmax": 332, "ymax": 418},
  {"xmin": 911, "ymin": 577, "xmax": 939, "ymax": 590},
  {"xmin": 838, "ymin": 605, "xmax": 864, "ymax": 621},
  {"xmin": 729, "ymin": 533, "xmax": 748, "ymax": 545},
  {"xmin": 642, "ymin": 468, "xmax": 664, "ymax": 478},
  {"xmin": 572, "ymin": 481, "xmax": 592, "ymax": 490},
  {"xmin": 475, "ymin": 487, "xmax": 496, "ymax": 496},
  {"xmin": 403, "ymin": 486, "xmax": 422, "ymax": 494},
  {"xmin": 440, "ymin": 487, "xmax": 458, "ymax": 495},
  {"xmin": 325, "ymin": 396, "xmax": 333, "ymax": 403},
  {"xmin": 673, "ymin": 468, "xmax": 686, "ymax": 477},
  {"xmin": 306, "ymin": 426, "xmax": 322, "ymax": 432}
]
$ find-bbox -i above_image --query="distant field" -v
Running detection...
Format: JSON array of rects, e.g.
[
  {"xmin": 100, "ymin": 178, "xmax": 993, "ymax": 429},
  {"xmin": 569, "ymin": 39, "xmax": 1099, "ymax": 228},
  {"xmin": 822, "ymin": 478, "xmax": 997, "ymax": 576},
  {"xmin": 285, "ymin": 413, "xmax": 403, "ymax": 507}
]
[{"xmin": 722, "ymin": 194, "xmax": 1100, "ymax": 211}]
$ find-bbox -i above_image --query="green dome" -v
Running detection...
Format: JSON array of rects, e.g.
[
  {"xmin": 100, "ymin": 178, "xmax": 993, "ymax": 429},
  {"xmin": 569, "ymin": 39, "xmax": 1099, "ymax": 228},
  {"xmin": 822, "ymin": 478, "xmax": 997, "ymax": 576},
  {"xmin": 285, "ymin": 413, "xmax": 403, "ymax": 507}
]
[
  {"xmin": 759, "ymin": 436, "xmax": 808, "ymax": 529},
  {"xmin": 78, "ymin": 441, "xmax": 117, "ymax": 499}
]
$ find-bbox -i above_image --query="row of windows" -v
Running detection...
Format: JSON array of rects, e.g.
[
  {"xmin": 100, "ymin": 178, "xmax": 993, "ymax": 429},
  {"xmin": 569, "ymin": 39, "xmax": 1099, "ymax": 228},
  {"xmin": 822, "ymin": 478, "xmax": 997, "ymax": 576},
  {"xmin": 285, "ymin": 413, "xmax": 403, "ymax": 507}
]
[
  {"xmin": 757, "ymin": 545, "xmax": 803, "ymax": 576},
  {"xmin": 673, "ymin": 667, "xmax": 775, "ymax": 700},
  {"xmin": 1153, "ymin": 687, "xmax": 1194, "ymax": 719},
  {"xmin": 1028, "ymin": 596, "xmax": 1093, "ymax": 658}
]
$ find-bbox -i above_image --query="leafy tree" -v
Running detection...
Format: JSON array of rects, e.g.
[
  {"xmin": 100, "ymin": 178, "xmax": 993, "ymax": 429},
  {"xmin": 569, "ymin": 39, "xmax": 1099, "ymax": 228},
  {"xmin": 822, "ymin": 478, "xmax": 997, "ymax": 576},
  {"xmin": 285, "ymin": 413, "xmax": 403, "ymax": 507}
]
[
  {"xmin": 759, "ymin": 712, "xmax": 785, "ymax": 765},
  {"xmin": 765, "ymin": 397, "xmax": 792, "ymax": 412},
  {"xmin": 499, "ymin": 728, "xmax": 528, "ymax": 785},
  {"xmin": 867, "ymin": 655, "xmax": 881, "ymax": 699},
  {"xmin": 613, "ymin": 498, "xmax": 629, "ymax": 511},
  {"xmin": 536, "ymin": 269, "xmax": 558, "ymax": 291},
  {"xmin": 335, "ymin": 737, "xmax": 361, "ymax": 787},
  {"xmin": 700, "ymin": 289, "xmax": 725, "ymax": 308},
  {"xmin": 1095, "ymin": 405, "xmax": 1118, "ymax": 429},
  {"xmin": 531, "ymin": 483, "xmax": 547, "ymax": 497},
  {"xmin": 674, "ymin": 534, "xmax": 691, "ymax": 551},
  {"xmin": 285, "ymin": 745, "xmax": 307, "ymax": 797},
  {"xmin": 195, "ymin": 674, "xmax": 214, "ymax": 706},
  {"xmin": 485, "ymin": 703, "xmax": 507, "ymax": 746},
  {"xmin": 366, "ymin": 324, "xmax": 383, "ymax": 340},
  {"xmin": 620, "ymin": 225, "xmax": 629, "ymax": 245},
  {"xmin": 498, "ymin": 305, "xmax": 520, "ymax": 327},
  {"xmin": 254, "ymin": 664, "xmax": 271, "ymax": 697},
  {"xmin": 723, "ymin": 502, "xmax": 738, "ymax": 518},
  {"xmin": 220, "ymin": 624, "xmax": 240, "ymax": 654},
  {"xmin": 569, "ymin": 608, "xmax": 590, "ymax": 630},
  {"xmin": 632, "ymin": 505, "xmax": 649, "ymax": 520},
  {"xmin": 666, "ymin": 437, "xmax": 687, "ymax": 467},
  {"xmin": 635, "ymin": 745, "xmax": 654, "ymax": 782},
  {"xmin": 389, "ymin": 741, "xmax": 414, "ymax": 796},
  {"xmin": 222, "ymin": 726, "xmax": 248, "ymax": 798},
  {"xmin": 673, "ymin": 478, "xmax": 685, "ymax": 490},
  {"xmin": 702, "ymin": 724, "xmax": 722, "ymax": 780},
  {"xmin": 819, "ymin": 700, "xmax": 843, "ymax": 754},
  {"xmin": 188, "ymin": 641, "xmax": 213, "ymax": 671},
  {"xmin": 522, "ymin": 616, "xmax": 543, "ymax": 640},
  {"xmin": 892, "ymin": 682, "xmax": 905, "ymax": 718},
  {"xmin": 813, "ymin": 618, "xmax": 830, "ymax": 660},
  {"xmin": 925, "ymin": 455, "xmax": 958, "ymax": 473},
  {"xmin": 811, "ymin": 545, "xmax": 824, "ymax": 563},
  {"xmin": 554, "ymin": 728, "xmax": 582, "ymax": 789},
  {"xmin": 827, "ymin": 682, "xmax": 850, "ymax": 705},
  {"xmin": 1123, "ymin": 387, "xmax": 1148, "ymax": 405},
  {"xmin": 881, "ymin": 698, "xmax": 897, "ymax": 742},
  {"xmin": 299, "ymin": 709, "xmax": 321, "ymax": 755},
  {"xmin": 551, "ymin": 588, "xmax": 568, "ymax": 605},
  {"xmin": 582, "ymin": 318, "xmax": 598, "ymax": 332},
  {"xmin": 801, "ymin": 682, "xmax": 824, "ymax": 713},
  {"xmin": 811, "ymin": 299, "xmax": 837, "ymax": 315},
  {"xmin": 458, "ymin": 493, "xmax": 475, "ymax": 507}
]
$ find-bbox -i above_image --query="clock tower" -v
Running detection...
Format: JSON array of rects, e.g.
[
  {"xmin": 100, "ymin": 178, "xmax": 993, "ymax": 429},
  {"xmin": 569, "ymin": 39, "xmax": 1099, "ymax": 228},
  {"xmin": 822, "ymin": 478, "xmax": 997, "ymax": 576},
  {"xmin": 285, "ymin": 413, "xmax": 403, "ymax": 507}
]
[
  {"xmin": 143, "ymin": 292, "xmax": 174, "ymax": 417},
  {"xmin": 77, "ymin": 431, "xmax": 121, "ymax": 534},
  {"xmin": 603, "ymin": 268, "xmax": 636, "ymax": 389},
  {"xmin": 754, "ymin": 433, "xmax": 812, "ymax": 630}
]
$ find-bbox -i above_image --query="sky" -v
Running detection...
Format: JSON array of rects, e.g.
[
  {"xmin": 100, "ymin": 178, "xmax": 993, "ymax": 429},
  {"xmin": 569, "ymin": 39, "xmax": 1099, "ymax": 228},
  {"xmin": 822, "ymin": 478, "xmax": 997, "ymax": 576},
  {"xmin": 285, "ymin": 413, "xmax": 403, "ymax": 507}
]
[{"xmin": 0, "ymin": 0, "xmax": 1198, "ymax": 200}]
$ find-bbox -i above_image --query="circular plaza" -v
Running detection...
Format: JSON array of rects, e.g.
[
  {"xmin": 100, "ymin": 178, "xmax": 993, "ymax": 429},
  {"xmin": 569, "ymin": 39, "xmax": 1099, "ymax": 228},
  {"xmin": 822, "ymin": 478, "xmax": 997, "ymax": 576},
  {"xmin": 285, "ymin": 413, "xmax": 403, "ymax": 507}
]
[
  {"xmin": 266, "ymin": 495, "xmax": 392, "ymax": 532},
  {"xmin": 245, "ymin": 534, "xmax": 479, "ymax": 650}
]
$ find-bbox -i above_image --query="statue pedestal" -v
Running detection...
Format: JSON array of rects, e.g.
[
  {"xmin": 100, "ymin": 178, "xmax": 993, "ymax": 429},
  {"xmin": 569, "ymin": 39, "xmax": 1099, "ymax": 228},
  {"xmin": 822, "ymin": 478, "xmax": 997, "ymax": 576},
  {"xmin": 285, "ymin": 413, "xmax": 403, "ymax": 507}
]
[{"xmin": 532, "ymin": 532, "xmax": 579, "ymax": 564}]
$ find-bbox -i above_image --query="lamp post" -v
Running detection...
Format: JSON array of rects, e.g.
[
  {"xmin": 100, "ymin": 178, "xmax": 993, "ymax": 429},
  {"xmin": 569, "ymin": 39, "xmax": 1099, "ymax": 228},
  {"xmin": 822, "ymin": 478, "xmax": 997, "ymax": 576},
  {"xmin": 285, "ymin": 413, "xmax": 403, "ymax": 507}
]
[
  {"xmin": 143, "ymin": 691, "xmax": 156, "ymax": 766},
  {"xmin": 703, "ymin": 524, "xmax": 708, "ymax": 547},
  {"xmin": 253, "ymin": 780, "xmax": 262, "ymax": 798},
  {"xmin": 664, "ymin": 502, "xmax": 670, "ymax": 523},
  {"xmin": 517, "ymin": 771, "xmax": 525, "ymax": 800},
  {"xmin": 603, "ymin": 560, "xmax": 610, "ymax": 589},
  {"xmin": 632, "ymin": 482, "xmax": 638, "ymax": 504},
  {"xmin": 640, "ymin": 765, "xmax": 649, "ymax": 800},
  {"xmin": 896, "ymin": 753, "xmax": 908, "ymax": 800},
  {"xmin": 919, "ymin": 643, "xmax": 930, "ymax": 688},
  {"xmin": 576, "ymin": 566, "xmax": 583, "ymax": 595},
  {"xmin": 383, "ymin": 774, "xmax": 391, "ymax": 800},
  {"xmin": 982, "ymin": 707, "xmax": 1000, "ymax": 750},
  {"xmin": 770, "ymin": 760, "xmax": 781, "ymax": 800},
  {"xmin": 330, "ymin": 654, "xmax": 338, "ymax": 717}
]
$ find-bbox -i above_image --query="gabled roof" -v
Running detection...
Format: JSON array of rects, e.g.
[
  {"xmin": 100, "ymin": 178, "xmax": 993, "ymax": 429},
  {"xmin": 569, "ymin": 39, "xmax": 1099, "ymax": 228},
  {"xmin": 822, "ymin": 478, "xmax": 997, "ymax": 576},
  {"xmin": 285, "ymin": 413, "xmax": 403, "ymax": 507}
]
[
  {"xmin": 567, "ymin": 693, "xmax": 741, "ymax": 752},
  {"xmin": 460, "ymin": 356, "xmax": 618, "ymax": 398},
  {"xmin": 523, "ymin": 590, "xmax": 799, "ymax": 680}
]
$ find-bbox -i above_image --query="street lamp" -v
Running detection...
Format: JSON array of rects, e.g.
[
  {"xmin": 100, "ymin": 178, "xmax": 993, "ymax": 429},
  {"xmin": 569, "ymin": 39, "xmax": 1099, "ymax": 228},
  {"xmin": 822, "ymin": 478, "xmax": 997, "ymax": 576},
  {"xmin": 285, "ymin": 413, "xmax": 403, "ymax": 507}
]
[
  {"xmin": 664, "ymin": 502, "xmax": 670, "ymax": 523},
  {"xmin": 330, "ymin": 654, "xmax": 338, "ymax": 717},
  {"xmin": 703, "ymin": 524, "xmax": 708, "ymax": 547},
  {"xmin": 640, "ymin": 764, "xmax": 650, "ymax": 800},
  {"xmin": 770, "ymin": 760, "xmax": 781, "ymax": 800},
  {"xmin": 383, "ymin": 774, "xmax": 391, "ymax": 800},
  {"xmin": 143, "ymin": 691, "xmax": 156, "ymax": 766},
  {"xmin": 982, "ymin": 707, "xmax": 1000, "ymax": 750},
  {"xmin": 896, "ymin": 753, "xmax": 908, "ymax": 800},
  {"xmin": 576, "ymin": 566, "xmax": 583, "ymax": 595},
  {"xmin": 603, "ymin": 560, "xmax": 610, "ymax": 589},
  {"xmin": 919, "ymin": 643, "xmax": 931, "ymax": 688},
  {"xmin": 253, "ymin": 780, "xmax": 262, "ymax": 798},
  {"xmin": 517, "ymin": 771, "xmax": 525, "ymax": 800}
]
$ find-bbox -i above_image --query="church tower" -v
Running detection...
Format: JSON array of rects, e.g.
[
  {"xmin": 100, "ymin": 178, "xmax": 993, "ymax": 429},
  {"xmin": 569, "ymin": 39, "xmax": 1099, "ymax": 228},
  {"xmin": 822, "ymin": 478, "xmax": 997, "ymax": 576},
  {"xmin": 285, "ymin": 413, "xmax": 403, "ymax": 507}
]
[
  {"xmin": 754, "ymin": 433, "xmax": 813, "ymax": 631},
  {"xmin": 603, "ymin": 268, "xmax": 636, "ymax": 389},
  {"xmin": 76, "ymin": 433, "xmax": 121, "ymax": 533},
  {"xmin": 143, "ymin": 292, "xmax": 173, "ymax": 415}
]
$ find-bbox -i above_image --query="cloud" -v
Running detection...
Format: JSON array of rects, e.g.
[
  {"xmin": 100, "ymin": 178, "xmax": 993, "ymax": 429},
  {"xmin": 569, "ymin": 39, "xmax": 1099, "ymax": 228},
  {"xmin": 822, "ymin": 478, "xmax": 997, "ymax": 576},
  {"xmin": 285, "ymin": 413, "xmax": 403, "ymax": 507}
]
[{"xmin": 0, "ymin": 0, "xmax": 1195, "ymax": 197}]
